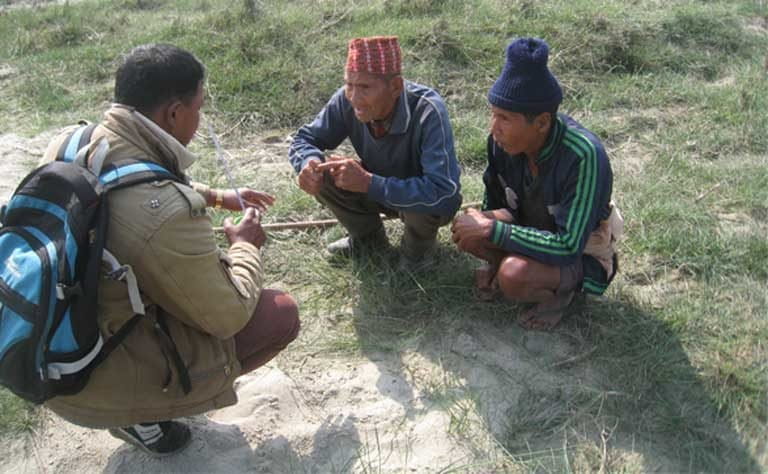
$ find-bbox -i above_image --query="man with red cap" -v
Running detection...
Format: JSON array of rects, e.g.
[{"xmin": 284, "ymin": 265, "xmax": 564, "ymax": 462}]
[
  {"xmin": 451, "ymin": 37, "xmax": 622, "ymax": 330},
  {"xmin": 289, "ymin": 36, "xmax": 461, "ymax": 268}
]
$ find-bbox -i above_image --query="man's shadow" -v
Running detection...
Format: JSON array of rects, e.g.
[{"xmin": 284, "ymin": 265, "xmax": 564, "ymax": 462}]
[
  {"xmin": 103, "ymin": 411, "xmax": 362, "ymax": 473},
  {"xmin": 351, "ymin": 243, "xmax": 762, "ymax": 472}
]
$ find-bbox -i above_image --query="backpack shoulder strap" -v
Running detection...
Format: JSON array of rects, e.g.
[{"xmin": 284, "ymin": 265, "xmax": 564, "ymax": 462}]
[
  {"xmin": 56, "ymin": 123, "xmax": 97, "ymax": 163},
  {"xmin": 99, "ymin": 158, "xmax": 181, "ymax": 191}
]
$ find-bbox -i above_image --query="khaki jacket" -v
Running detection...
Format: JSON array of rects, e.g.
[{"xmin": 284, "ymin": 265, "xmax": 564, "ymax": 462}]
[{"xmin": 43, "ymin": 105, "xmax": 263, "ymax": 428}]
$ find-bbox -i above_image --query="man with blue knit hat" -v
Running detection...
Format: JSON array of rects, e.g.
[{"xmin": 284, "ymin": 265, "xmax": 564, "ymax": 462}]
[{"xmin": 451, "ymin": 37, "xmax": 623, "ymax": 330}]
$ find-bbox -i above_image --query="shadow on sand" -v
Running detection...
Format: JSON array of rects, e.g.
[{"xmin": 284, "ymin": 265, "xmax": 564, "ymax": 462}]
[
  {"xmin": 350, "ymin": 245, "xmax": 761, "ymax": 472},
  {"xmin": 104, "ymin": 414, "xmax": 361, "ymax": 473}
]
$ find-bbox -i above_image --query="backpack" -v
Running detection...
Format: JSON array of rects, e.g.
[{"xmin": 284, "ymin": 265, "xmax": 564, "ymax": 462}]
[{"xmin": 0, "ymin": 124, "xmax": 188, "ymax": 403}]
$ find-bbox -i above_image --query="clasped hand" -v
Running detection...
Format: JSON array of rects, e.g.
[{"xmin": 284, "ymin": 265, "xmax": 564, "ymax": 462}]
[
  {"xmin": 450, "ymin": 208, "xmax": 495, "ymax": 252},
  {"xmin": 223, "ymin": 207, "xmax": 266, "ymax": 249},
  {"xmin": 298, "ymin": 156, "xmax": 372, "ymax": 194}
]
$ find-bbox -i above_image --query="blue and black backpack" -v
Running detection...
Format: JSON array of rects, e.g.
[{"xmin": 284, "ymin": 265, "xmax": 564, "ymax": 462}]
[{"xmin": 0, "ymin": 124, "xmax": 184, "ymax": 403}]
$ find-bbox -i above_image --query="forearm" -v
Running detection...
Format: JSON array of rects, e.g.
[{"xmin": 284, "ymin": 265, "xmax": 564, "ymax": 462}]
[
  {"xmin": 289, "ymin": 130, "xmax": 326, "ymax": 174},
  {"xmin": 367, "ymin": 172, "xmax": 461, "ymax": 216},
  {"xmin": 489, "ymin": 221, "xmax": 580, "ymax": 266}
]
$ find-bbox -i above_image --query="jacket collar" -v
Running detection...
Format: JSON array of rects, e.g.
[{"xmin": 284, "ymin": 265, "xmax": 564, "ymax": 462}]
[
  {"xmin": 536, "ymin": 114, "xmax": 566, "ymax": 164},
  {"xmin": 387, "ymin": 81, "xmax": 412, "ymax": 136},
  {"xmin": 101, "ymin": 104, "xmax": 198, "ymax": 175}
]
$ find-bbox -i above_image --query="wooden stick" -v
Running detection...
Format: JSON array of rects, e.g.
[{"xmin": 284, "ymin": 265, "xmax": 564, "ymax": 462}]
[{"xmin": 213, "ymin": 201, "xmax": 482, "ymax": 233}]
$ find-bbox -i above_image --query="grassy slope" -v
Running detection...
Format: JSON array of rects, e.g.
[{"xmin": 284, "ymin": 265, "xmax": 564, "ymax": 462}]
[{"xmin": 0, "ymin": 0, "xmax": 766, "ymax": 471}]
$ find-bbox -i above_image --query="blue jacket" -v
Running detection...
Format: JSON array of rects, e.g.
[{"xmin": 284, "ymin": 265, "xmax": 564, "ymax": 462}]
[
  {"xmin": 289, "ymin": 81, "xmax": 462, "ymax": 216},
  {"xmin": 483, "ymin": 113, "xmax": 613, "ymax": 266}
]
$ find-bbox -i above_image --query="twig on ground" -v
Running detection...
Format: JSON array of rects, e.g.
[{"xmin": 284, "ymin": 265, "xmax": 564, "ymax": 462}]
[
  {"xmin": 597, "ymin": 419, "xmax": 618, "ymax": 474},
  {"xmin": 598, "ymin": 428, "xmax": 609, "ymax": 474},
  {"xmin": 550, "ymin": 346, "xmax": 598, "ymax": 369},
  {"xmin": 694, "ymin": 182, "xmax": 722, "ymax": 202},
  {"xmin": 317, "ymin": 7, "xmax": 353, "ymax": 33},
  {"xmin": 219, "ymin": 115, "xmax": 248, "ymax": 139}
]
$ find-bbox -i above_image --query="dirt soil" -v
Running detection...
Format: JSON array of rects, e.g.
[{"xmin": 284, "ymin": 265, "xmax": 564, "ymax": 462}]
[{"xmin": 0, "ymin": 129, "xmax": 602, "ymax": 473}]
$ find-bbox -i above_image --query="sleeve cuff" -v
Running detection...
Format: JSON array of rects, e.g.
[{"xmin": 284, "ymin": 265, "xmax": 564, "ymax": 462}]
[
  {"xmin": 300, "ymin": 155, "xmax": 324, "ymax": 172},
  {"xmin": 367, "ymin": 174, "xmax": 386, "ymax": 202},
  {"xmin": 490, "ymin": 220, "xmax": 506, "ymax": 246},
  {"xmin": 190, "ymin": 181, "xmax": 210, "ymax": 195}
]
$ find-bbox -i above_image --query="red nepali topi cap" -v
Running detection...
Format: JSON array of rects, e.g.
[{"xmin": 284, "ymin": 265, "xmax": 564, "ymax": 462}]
[{"xmin": 346, "ymin": 36, "xmax": 402, "ymax": 75}]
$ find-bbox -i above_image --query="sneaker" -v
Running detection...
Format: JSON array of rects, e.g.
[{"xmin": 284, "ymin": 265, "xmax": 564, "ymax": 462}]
[{"xmin": 108, "ymin": 421, "xmax": 191, "ymax": 457}]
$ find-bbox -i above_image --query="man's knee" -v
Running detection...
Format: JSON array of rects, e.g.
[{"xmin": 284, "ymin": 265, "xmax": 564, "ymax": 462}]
[
  {"xmin": 400, "ymin": 212, "xmax": 451, "ymax": 239},
  {"xmin": 273, "ymin": 291, "xmax": 300, "ymax": 345},
  {"xmin": 256, "ymin": 289, "xmax": 300, "ymax": 347},
  {"xmin": 497, "ymin": 256, "xmax": 536, "ymax": 299}
]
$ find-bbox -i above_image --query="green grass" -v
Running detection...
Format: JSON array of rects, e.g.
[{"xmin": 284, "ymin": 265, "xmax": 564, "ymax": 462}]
[
  {"xmin": 1, "ymin": 0, "xmax": 767, "ymax": 471},
  {"xmin": 0, "ymin": 389, "xmax": 37, "ymax": 436}
]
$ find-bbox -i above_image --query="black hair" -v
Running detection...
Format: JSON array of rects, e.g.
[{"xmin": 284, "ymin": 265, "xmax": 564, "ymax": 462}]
[
  {"xmin": 114, "ymin": 44, "xmax": 205, "ymax": 115},
  {"xmin": 521, "ymin": 110, "xmax": 558, "ymax": 125}
]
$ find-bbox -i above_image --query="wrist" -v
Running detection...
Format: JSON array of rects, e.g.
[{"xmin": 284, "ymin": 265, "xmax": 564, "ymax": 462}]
[
  {"xmin": 213, "ymin": 189, "xmax": 224, "ymax": 209},
  {"xmin": 483, "ymin": 219, "xmax": 495, "ymax": 239},
  {"xmin": 364, "ymin": 171, "xmax": 373, "ymax": 193}
]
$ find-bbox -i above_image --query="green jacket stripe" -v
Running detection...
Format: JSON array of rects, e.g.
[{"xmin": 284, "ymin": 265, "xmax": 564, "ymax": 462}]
[{"xmin": 492, "ymin": 130, "xmax": 598, "ymax": 257}]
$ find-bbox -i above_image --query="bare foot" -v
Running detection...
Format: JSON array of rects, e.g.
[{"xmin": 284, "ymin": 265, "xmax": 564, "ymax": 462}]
[
  {"xmin": 517, "ymin": 291, "xmax": 575, "ymax": 331},
  {"xmin": 474, "ymin": 263, "xmax": 500, "ymax": 302}
]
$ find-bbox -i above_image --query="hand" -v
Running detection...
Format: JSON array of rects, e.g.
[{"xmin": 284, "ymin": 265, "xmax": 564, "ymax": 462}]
[
  {"xmin": 298, "ymin": 158, "xmax": 323, "ymax": 195},
  {"xmin": 482, "ymin": 208, "xmax": 515, "ymax": 223},
  {"xmin": 221, "ymin": 188, "xmax": 275, "ymax": 213},
  {"xmin": 451, "ymin": 207, "xmax": 495, "ymax": 252},
  {"xmin": 315, "ymin": 156, "xmax": 372, "ymax": 193},
  {"xmin": 223, "ymin": 207, "xmax": 266, "ymax": 249}
]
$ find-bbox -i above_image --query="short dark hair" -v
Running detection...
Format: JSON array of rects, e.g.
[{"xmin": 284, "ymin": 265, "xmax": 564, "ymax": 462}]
[
  {"xmin": 114, "ymin": 44, "xmax": 205, "ymax": 115},
  {"xmin": 521, "ymin": 110, "xmax": 557, "ymax": 125}
]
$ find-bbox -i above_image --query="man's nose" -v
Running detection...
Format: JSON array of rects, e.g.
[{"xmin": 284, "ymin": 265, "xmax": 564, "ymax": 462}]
[
  {"xmin": 489, "ymin": 116, "xmax": 498, "ymax": 133},
  {"xmin": 346, "ymin": 87, "xmax": 358, "ymax": 104}
]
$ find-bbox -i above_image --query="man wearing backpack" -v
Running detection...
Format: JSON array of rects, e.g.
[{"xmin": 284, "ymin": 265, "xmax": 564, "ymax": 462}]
[{"xmin": 40, "ymin": 44, "xmax": 300, "ymax": 456}]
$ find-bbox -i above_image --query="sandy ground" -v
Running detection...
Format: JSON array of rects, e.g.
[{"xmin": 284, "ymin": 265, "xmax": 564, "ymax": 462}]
[
  {"xmin": 2, "ymin": 117, "xmax": 760, "ymax": 472},
  {"xmin": 0, "ymin": 130, "xmax": 546, "ymax": 473}
]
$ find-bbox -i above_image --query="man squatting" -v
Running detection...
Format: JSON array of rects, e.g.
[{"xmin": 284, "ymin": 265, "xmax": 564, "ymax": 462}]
[
  {"xmin": 289, "ymin": 36, "xmax": 462, "ymax": 269},
  {"xmin": 41, "ymin": 44, "xmax": 300, "ymax": 457},
  {"xmin": 451, "ymin": 37, "xmax": 622, "ymax": 330}
]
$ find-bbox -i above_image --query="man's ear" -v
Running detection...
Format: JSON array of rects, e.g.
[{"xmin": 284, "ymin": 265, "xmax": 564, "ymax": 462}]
[
  {"xmin": 166, "ymin": 100, "xmax": 183, "ymax": 128},
  {"xmin": 535, "ymin": 112, "xmax": 552, "ymax": 133},
  {"xmin": 390, "ymin": 75, "xmax": 404, "ymax": 97},
  {"xmin": 147, "ymin": 100, "xmax": 179, "ymax": 136}
]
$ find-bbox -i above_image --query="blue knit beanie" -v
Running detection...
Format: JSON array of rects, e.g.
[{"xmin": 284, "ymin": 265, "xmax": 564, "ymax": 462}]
[{"xmin": 488, "ymin": 37, "xmax": 562, "ymax": 114}]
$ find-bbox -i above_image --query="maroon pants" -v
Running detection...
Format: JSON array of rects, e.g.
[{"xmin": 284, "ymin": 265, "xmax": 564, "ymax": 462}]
[{"xmin": 233, "ymin": 289, "xmax": 300, "ymax": 374}]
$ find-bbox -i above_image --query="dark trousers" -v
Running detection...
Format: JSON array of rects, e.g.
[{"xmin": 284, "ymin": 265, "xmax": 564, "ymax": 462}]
[
  {"xmin": 233, "ymin": 289, "xmax": 300, "ymax": 373},
  {"xmin": 316, "ymin": 176, "xmax": 455, "ymax": 258}
]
